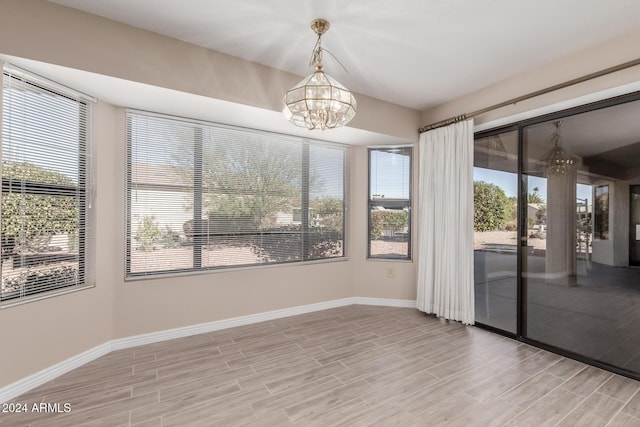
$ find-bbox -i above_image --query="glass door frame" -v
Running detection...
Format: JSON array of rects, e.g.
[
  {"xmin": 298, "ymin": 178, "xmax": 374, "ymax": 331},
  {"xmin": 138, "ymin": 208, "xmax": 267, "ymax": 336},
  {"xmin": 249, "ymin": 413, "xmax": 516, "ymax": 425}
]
[
  {"xmin": 631, "ymin": 185, "xmax": 640, "ymax": 267},
  {"xmin": 473, "ymin": 89, "xmax": 640, "ymax": 381},
  {"xmin": 473, "ymin": 124, "xmax": 521, "ymax": 339}
]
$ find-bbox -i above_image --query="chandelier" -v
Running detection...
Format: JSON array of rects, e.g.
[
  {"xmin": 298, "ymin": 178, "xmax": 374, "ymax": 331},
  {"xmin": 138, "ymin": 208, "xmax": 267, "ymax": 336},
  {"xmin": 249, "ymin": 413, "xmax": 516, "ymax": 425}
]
[
  {"xmin": 283, "ymin": 19, "xmax": 357, "ymax": 130},
  {"xmin": 545, "ymin": 120, "xmax": 575, "ymax": 175}
]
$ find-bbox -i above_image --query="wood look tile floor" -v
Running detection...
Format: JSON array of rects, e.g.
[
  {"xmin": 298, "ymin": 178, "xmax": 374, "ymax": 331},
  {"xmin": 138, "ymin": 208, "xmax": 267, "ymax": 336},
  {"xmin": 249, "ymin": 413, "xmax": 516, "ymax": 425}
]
[{"xmin": 2, "ymin": 305, "xmax": 640, "ymax": 426}]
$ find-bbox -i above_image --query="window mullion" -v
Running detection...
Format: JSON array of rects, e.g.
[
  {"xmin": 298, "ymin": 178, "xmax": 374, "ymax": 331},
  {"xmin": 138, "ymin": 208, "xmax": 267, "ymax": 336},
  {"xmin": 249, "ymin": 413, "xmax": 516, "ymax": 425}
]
[
  {"xmin": 193, "ymin": 127, "xmax": 203, "ymax": 269},
  {"xmin": 126, "ymin": 110, "xmax": 346, "ymax": 278},
  {"xmin": 301, "ymin": 142, "xmax": 310, "ymax": 261}
]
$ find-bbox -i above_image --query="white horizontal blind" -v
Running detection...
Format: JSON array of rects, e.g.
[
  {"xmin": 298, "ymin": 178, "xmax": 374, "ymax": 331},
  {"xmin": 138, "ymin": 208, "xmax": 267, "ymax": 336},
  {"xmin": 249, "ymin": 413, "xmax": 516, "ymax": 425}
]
[
  {"xmin": 126, "ymin": 111, "xmax": 346, "ymax": 278},
  {"xmin": 368, "ymin": 147, "xmax": 412, "ymax": 259},
  {"xmin": 1, "ymin": 65, "xmax": 93, "ymax": 305}
]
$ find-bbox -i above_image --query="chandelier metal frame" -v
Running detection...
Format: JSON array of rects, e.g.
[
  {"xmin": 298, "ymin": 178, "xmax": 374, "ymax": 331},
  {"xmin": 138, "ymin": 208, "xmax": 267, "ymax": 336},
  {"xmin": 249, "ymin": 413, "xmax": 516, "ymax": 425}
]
[{"xmin": 282, "ymin": 19, "xmax": 357, "ymax": 131}]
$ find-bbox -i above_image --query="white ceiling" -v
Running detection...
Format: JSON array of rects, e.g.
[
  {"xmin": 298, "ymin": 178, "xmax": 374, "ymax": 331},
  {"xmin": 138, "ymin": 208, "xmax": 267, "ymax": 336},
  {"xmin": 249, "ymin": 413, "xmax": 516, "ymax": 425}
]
[{"xmin": 49, "ymin": 0, "xmax": 640, "ymax": 111}]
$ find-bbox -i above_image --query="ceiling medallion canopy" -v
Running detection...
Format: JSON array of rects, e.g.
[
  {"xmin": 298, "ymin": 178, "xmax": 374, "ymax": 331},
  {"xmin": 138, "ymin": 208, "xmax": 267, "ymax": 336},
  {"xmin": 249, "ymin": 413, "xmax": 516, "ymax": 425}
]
[
  {"xmin": 545, "ymin": 120, "xmax": 575, "ymax": 175},
  {"xmin": 282, "ymin": 18, "xmax": 357, "ymax": 131}
]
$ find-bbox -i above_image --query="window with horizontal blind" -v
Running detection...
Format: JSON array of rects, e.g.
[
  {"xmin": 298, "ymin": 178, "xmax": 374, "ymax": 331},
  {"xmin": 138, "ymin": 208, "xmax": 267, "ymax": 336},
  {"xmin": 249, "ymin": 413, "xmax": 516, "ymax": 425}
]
[
  {"xmin": 368, "ymin": 147, "xmax": 412, "ymax": 260},
  {"xmin": 126, "ymin": 111, "xmax": 347, "ymax": 278},
  {"xmin": 1, "ymin": 65, "xmax": 94, "ymax": 306}
]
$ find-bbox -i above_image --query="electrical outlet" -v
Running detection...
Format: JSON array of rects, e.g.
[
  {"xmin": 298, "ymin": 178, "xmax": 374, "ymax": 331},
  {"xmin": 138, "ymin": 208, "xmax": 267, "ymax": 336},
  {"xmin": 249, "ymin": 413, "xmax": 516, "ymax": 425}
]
[{"xmin": 386, "ymin": 266, "xmax": 396, "ymax": 278}]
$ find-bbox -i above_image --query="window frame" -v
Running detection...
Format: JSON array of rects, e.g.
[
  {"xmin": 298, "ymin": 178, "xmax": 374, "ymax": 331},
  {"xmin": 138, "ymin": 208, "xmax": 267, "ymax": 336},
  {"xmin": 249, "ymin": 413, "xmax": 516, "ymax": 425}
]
[
  {"xmin": 1, "ymin": 65, "xmax": 93, "ymax": 306},
  {"xmin": 125, "ymin": 110, "xmax": 348, "ymax": 279},
  {"xmin": 367, "ymin": 146, "xmax": 413, "ymax": 261}
]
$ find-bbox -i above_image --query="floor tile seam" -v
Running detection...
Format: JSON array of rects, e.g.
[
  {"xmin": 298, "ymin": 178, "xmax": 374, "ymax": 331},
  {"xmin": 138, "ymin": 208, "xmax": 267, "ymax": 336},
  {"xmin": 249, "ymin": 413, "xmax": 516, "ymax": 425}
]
[
  {"xmin": 528, "ymin": 353, "xmax": 564, "ymax": 373},
  {"xmin": 330, "ymin": 348, "xmax": 404, "ymax": 372},
  {"xmin": 458, "ymin": 361, "xmax": 522, "ymax": 387},
  {"xmin": 596, "ymin": 388, "xmax": 638, "ymax": 405},
  {"xmin": 360, "ymin": 396, "xmax": 417, "ymax": 423},
  {"xmin": 157, "ymin": 373, "xmax": 253, "ymax": 402},
  {"xmin": 223, "ymin": 339, "xmax": 306, "ymax": 357},
  {"xmin": 391, "ymin": 375, "xmax": 468, "ymax": 411},
  {"xmin": 425, "ymin": 356, "xmax": 490, "ymax": 382},
  {"xmin": 509, "ymin": 348, "xmax": 545, "ymax": 367},
  {"xmin": 559, "ymin": 367, "xmax": 613, "ymax": 396},
  {"xmin": 317, "ymin": 338, "xmax": 379, "ymax": 354},
  {"xmin": 260, "ymin": 362, "xmax": 348, "ymax": 394},
  {"xmin": 603, "ymin": 392, "xmax": 639, "ymax": 427},
  {"xmin": 362, "ymin": 357, "xmax": 438, "ymax": 385},
  {"xmin": 420, "ymin": 349, "xmax": 475, "ymax": 373},
  {"xmin": 611, "ymin": 411, "xmax": 640, "ymax": 424},
  {"xmin": 322, "ymin": 397, "xmax": 376, "ymax": 426},
  {"xmin": 132, "ymin": 356, "xmax": 227, "ymax": 375},
  {"xmin": 513, "ymin": 362, "xmax": 561, "ymax": 377},
  {"xmin": 361, "ymin": 371, "xmax": 444, "ymax": 406},
  {"xmin": 551, "ymin": 375, "xmax": 616, "ymax": 427},
  {"xmin": 543, "ymin": 366, "xmax": 584, "ymax": 381},
  {"xmin": 152, "ymin": 359, "xmax": 237, "ymax": 380},
  {"xmin": 286, "ymin": 395, "xmax": 363, "ymax": 425},
  {"xmin": 280, "ymin": 380, "xmax": 369, "ymax": 421},
  {"xmin": 146, "ymin": 385, "xmax": 264, "ymax": 425},
  {"xmin": 247, "ymin": 355, "xmax": 321, "ymax": 378},
  {"xmin": 160, "ymin": 399, "xmax": 255, "ymax": 427},
  {"xmin": 369, "ymin": 325, "xmax": 428, "ymax": 339},
  {"xmin": 252, "ymin": 374, "xmax": 345, "ymax": 409},
  {"xmin": 460, "ymin": 378, "xmax": 512, "ymax": 407},
  {"xmin": 38, "ymin": 390, "xmax": 159, "ymax": 427},
  {"xmin": 135, "ymin": 368, "xmax": 247, "ymax": 401},
  {"xmin": 369, "ymin": 334, "xmax": 435, "ymax": 350},
  {"xmin": 491, "ymin": 371, "xmax": 545, "ymax": 402},
  {"xmin": 27, "ymin": 378, "xmax": 134, "ymax": 410},
  {"xmin": 407, "ymin": 390, "xmax": 477, "ymax": 423},
  {"xmin": 230, "ymin": 342, "xmax": 306, "ymax": 367},
  {"xmin": 155, "ymin": 356, "xmax": 239, "ymax": 378},
  {"xmin": 331, "ymin": 373, "xmax": 349, "ymax": 386},
  {"xmin": 498, "ymin": 375, "xmax": 582, "ymax": 426},
  {"xmin": 618, "ymin": 384, "xmax": 640, "ymax": 417}
]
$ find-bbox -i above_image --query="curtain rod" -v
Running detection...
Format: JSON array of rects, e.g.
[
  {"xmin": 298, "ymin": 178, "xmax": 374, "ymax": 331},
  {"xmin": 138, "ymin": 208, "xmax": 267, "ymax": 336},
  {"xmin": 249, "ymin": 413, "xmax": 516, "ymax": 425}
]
[{"xmin": 418, "ymin": 57, "xmax": 640, "ymax": 134}]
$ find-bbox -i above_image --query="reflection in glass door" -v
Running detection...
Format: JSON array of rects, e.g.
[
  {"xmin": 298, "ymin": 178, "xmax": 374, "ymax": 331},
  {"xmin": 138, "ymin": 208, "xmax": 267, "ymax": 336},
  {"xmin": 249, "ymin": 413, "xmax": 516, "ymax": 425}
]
[
  {"xmin": 473, "ymin": 95, "xmax": 640, "ymax": 379},
  {"xmin": 522, "ymin": 103, "xmax": 640, "ymax": 376},
  {"xmin": 473, "ymin": 130, "xmax": 518, "ymax": 333}
]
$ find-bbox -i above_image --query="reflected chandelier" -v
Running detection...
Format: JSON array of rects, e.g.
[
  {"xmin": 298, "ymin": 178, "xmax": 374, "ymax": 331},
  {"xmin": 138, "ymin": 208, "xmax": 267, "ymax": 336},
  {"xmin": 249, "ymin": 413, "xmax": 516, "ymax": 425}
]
[
  {"xmin": 283, "ymin": 19, "xmax": 357, "ymax": 130},
  {"xmin": 545, "ymin": 120, "xmax": 575, "ymax": 175}
]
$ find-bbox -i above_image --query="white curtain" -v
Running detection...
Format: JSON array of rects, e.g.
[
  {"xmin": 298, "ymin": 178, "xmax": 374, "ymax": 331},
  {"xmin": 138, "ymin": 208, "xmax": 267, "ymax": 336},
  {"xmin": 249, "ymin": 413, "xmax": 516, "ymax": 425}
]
[{"xmin": 417, "ymin": 119, "xmax": 475, "ymax": 325}]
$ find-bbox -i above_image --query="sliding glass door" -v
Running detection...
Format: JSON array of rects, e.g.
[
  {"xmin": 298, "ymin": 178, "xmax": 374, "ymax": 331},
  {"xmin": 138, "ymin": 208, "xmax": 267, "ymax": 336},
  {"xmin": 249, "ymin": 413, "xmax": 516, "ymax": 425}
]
[
  {"xmin": 473, "ymin": 130, "xmax": 518, "ymax": 333},
  {"xmin": 475, "ymin": 93, "xmax": 640, "ymax": 378}
]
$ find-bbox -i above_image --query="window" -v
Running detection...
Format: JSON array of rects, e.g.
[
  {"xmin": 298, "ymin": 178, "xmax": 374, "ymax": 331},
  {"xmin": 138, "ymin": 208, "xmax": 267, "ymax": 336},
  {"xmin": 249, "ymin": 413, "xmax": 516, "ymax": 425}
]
[
  {"xmin": 1, "ymin": 65, "xmax": 93, "ymax": 305},
  {"xmin": 126, "ymin": 111, "xmax": 347, "ymax": 278},
  {"xmin": 368, "ymin": 147, "xmax": 412, "ymax": 259}
]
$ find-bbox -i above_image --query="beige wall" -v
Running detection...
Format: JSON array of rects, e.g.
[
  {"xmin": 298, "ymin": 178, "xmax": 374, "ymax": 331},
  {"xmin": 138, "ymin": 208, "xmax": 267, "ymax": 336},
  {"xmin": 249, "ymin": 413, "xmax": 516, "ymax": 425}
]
[
  {"xmin": 111, "ymin": 102, "xmax": 353, "ymax": 336},
  {"xmin": 2, "ymin": 0, "xmax": 640, "ymax": 392},
  {"xmin": 0, "ymin": 0, "xmax": 420, "ymax": 389},
  {"xmin": 351, "ymin": 146, "xmax": 417, "ymax": 301},
  {"xmin": 0, "ymin": 101, "xmax": 118, "ymax": 387},
  {"xmin": 0, "ymin": 0, "xmax": 420, "ymax": 142},
  {"xmin": 422, "ymin": 27, "xmax": 640, "ymax": 128}
]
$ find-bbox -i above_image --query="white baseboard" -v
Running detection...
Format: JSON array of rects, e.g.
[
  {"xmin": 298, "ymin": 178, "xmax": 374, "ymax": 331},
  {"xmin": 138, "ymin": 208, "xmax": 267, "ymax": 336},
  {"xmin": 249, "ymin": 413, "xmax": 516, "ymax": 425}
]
[
  {"xmin": 355, "ymin": 297, "xmax": 417, "ymax": 308},
  {"xmin": 0, "ymin": 297, "xmax": 416, "ymax": 403},
  {"xmin": 110, "ymin": 297, "xmax": 356, "ymax": 351},
  {"xmin": 0, "ymin": 342, "xmax": 112, "ymax": 404}
]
